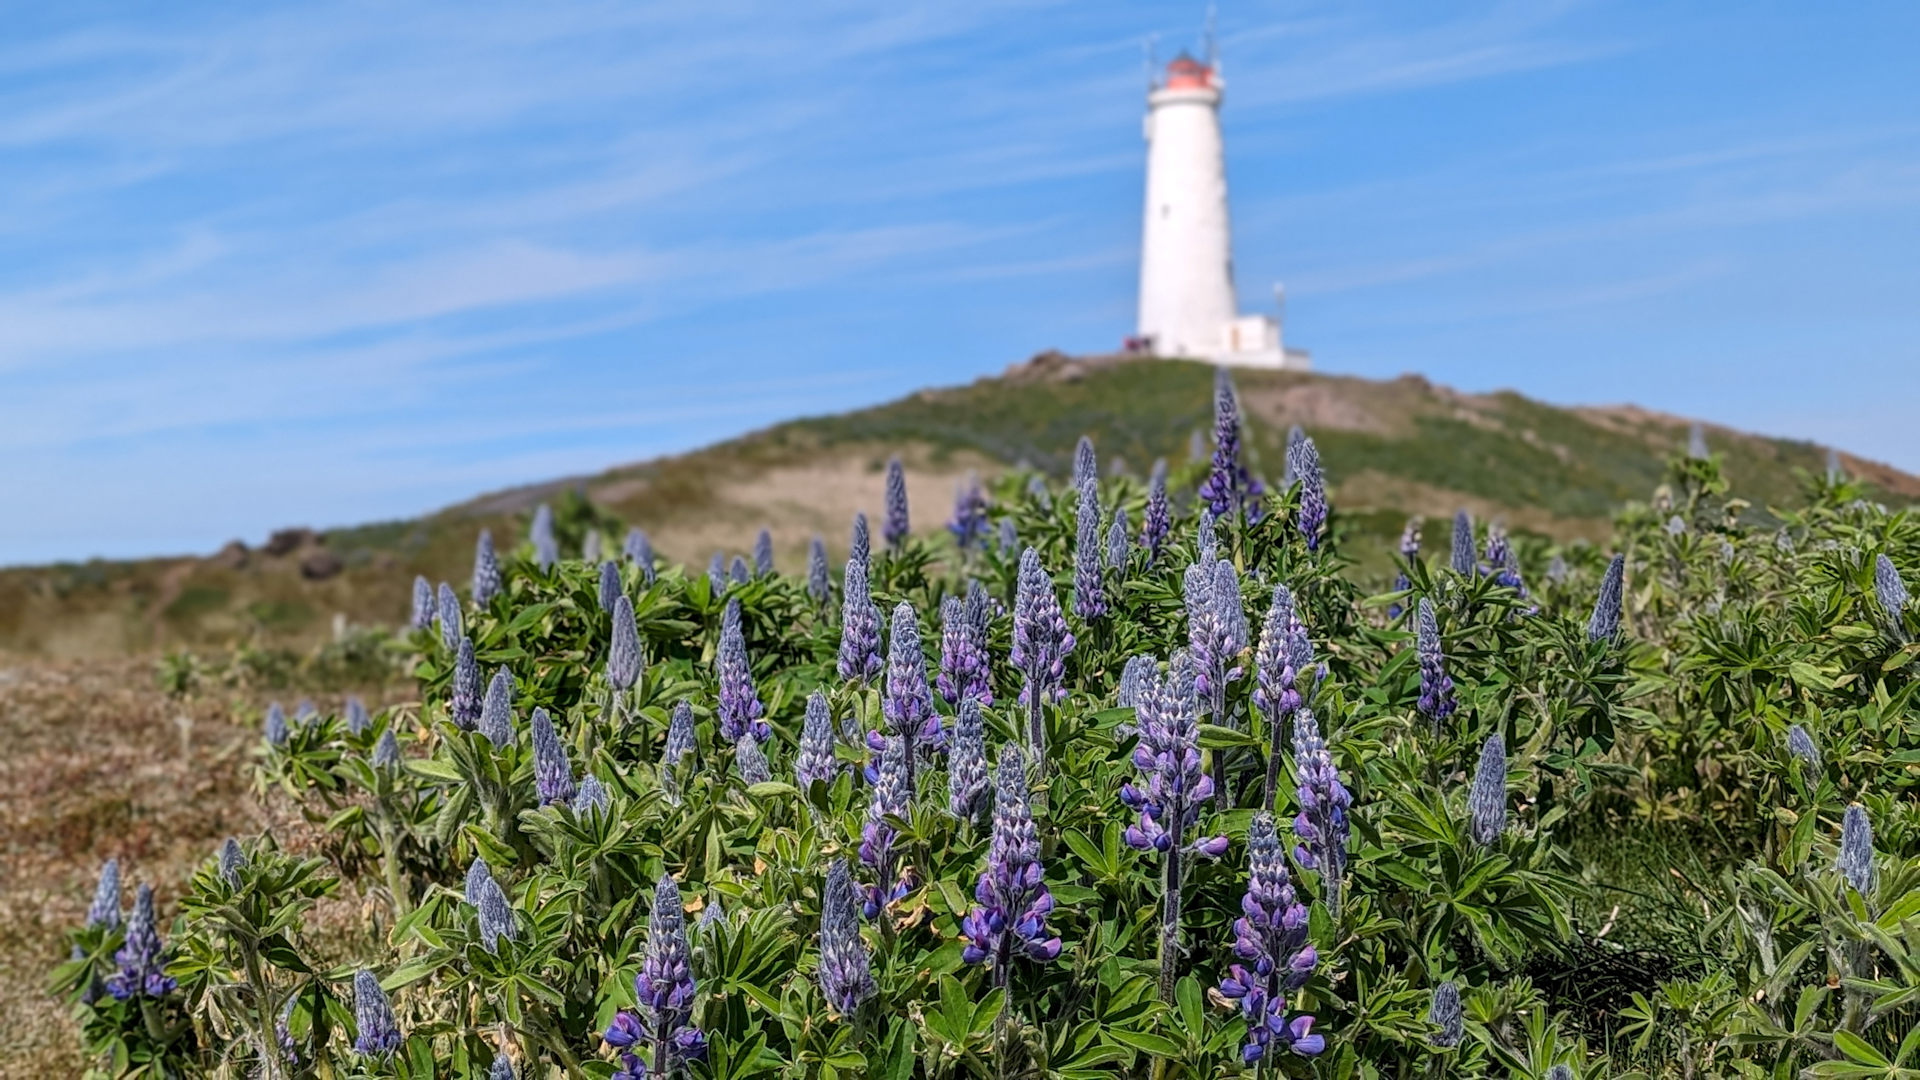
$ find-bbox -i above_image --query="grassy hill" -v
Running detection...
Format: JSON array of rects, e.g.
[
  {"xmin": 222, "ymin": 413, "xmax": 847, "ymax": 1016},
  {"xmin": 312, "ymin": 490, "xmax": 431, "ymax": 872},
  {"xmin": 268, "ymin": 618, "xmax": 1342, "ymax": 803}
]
[{"xmin": 6, "ymin": 354, "xmax": 1915, "ymax": 658}]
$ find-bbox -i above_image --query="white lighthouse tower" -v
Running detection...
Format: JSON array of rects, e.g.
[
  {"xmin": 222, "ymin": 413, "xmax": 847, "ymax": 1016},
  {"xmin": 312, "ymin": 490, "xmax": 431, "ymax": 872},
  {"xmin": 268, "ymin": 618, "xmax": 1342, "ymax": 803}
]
[{"xmin": 1135, "ymin": 50, "xmax": 1307, "ymax": 369}]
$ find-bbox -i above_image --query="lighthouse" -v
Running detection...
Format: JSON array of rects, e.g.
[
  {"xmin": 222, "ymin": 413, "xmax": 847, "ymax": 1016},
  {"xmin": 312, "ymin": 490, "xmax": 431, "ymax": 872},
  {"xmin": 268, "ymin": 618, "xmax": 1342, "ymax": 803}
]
[{"xmin": 1135, "ymin": 51, "xmax": 1307, "ymax": 369}]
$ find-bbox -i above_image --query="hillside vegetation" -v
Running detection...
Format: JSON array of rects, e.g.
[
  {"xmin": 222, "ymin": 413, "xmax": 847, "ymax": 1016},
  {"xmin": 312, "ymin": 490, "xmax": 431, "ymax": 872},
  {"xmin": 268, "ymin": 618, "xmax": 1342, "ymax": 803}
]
[{"xmin": 5, "ymin": 356, "xmax": 1914, "ymax": 658}]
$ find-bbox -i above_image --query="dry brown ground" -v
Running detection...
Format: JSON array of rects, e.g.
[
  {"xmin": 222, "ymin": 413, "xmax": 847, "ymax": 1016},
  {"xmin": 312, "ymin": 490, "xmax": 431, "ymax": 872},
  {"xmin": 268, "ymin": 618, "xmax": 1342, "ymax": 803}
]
[{"xmin": 0, "ymin": 658, "xmax": 265, "ymax": 1077}]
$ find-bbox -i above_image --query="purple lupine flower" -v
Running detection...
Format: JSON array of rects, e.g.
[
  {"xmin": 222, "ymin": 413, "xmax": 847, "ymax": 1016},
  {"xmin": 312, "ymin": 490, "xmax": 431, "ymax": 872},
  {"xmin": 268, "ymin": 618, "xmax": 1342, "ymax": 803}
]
[
  {"xmin": 464, "ymin": 857, "xmax": 493, "ymax": 906},
  {"xmin": 1219, "ymin": 812, "xmax": 1323, "ymax": 1061},
  {"xmin": 598, "ymin": 560, "xmax": 622, "ymax": 613},
  {"xmin": 1428, "ymin": 981, "xmax": 1463, "ymax": 1047},
  {"xmin": 609, "ymin": 595, "xmax": 642, "ymax": 692},
  {"xmin": 883, "ymin": 456, "xmax": 910, "ymax": 550},
  {"xmin": 796, "ymin": 690, "xmax": 839, "ymax": 792},
  {"xmin": 1186, "ymin": 562, "xmax": 1245, "ymax": 805},
  {"xmin": 1467, "ymin": 734, "xmax": 1506, "ymax": 846},
  {"xmin": 729, "ymin": 555, "xmax": 750, "ymax": 586},
  {"xmin": 1288, "ymin": 436, "xmax": 1326, "ymax": 551},
  {"xmin": 530, "ymin": 707, "xmax": 576, "ymax": 807},
  {"xmin": 218, "ymin": 837, "xmax": 246, "ymax": 888},
  {"xmin": 1141, "ymin": 458, "xmax": 1172, "ymax": 562},
  {"xmin": 1449, "ymin": 511, "xmax": 1476, "ymax": 577},
  {"xmin": 351, "ymin": 969, "xmax": 402, "ymax": 1057},
  {"xmin": 706, "ymin": 552, "xmax": 727, "ymax": 595},
  {"xmin": 437, "ymin": 582, "xmax": 463, "ymax": 652},
  {"xmin": 850, "ymin": 511, "xmax": 871, "ymax": 571},
  {"xmin": 837, "ymin": 558, "xmax": 884, "ymax": 684},
  {"xmin": 583, "ymin": 529, "xmax": 604, "ymax": 563},
  {"xmin": 1122, "ymin": 652, "xmax": 1228, "ymax": 857},
  {"xmin": 1106, "ymin": 510, "xmax": 1130, "ymax": 573},
  {"xmin": 1072, "ymin": 435, "xmax": 1097, "ymax": 487},
  {"xmin": 1074, "ymin": 476, "xmax": 1109, "ymax": 620},
  {"xmin": 469, "ymin": 864, "xmax": 517, "ymax": 953},
  {"xmin": 661, "ymin": 700, "xmax": 696, "ymax": 805},
  {"xmin": 808, "ymin": 537, "xmax": 831, "ymax": 603},
  {"xmin": 818, "ymin": 859, "xmax": 876, "ymax": 1016},
  {"xmin": 264, "ymin": 702, "xmax": 290, "ymax": 748},
  {"xmin": 1415, "ymin": 599, "xmax": 1456, "ymax": 726},
  {"xmin": 937, "ymin": 595, "xmax": 991, "ymax": 708},
  {"xmin": 1687, "ymin": 421, "xmax": 1709, "ymax": 460},
  {"xmin": 490, "ymin": 1055, "xmax": 516, "ymax": 1080},
  {"xmin": 716, "ymin": 599, "xmax": 769, "ymax": 743},
  {"xmin": 948, "ymin": 472, "xmax": 990, "ymax": 552},
  {"xmin": 1875, "ymin": 553, "xmax": 1908, "ymax": 626},
  {"xmin": 1589, "ymin": 555, "xmax": 1626, "ymax": 642},
  {"xmin": 479, "ymin": 668, "xmax": 514, "ymax": 746},
  {"xmin": 1547, "ymin": 1065, "xmax": 1574, "ymax": 1080},
  {"xmin": 883, "ymin": 602, "xmax": 941, "ymax": 789},
  {"xmin": 948, "ymin": 697, "xmax": 990, "ymax": 822},
  {"xmin": 1838, "ymin": 803, "xmax": 1877, "ymax": 896},
  {"xmin": 753, "ymin": 529, "xmax": 775, "ymax": 577},
  {"xmin": 1117, "ymin": 655, "xmax": 1156, "ymax": 710},
  {"xmin": 624, "ymin": 527, "xmax": 656, "ymax": 584},
  {"xmin": 372, "ymin": 729, "xmax": 401, "ymax": 769},
  {"xmin": 573, "ymin": 774, "xmax": 611, "ymax": 816},
  {"xmin": 451, "ymin": 637, "xmax": 482, "ymax": 730},
  {"xmin": 1786, "ymin": 724, "xmax": 1821, "ymax": 771},
  {"xmin": 960, "ymin": 745, "xmax": 1062, "ymax": 983},
  {"xmin": 998, "ymin": 517, "xmax": 1018, "ymax": 555},
  {"xmin": 295, "ymin": 698, "xmax": 317, "ymax": 723},
  {"xmin": 1195, "ymin": 510, "xmax": 1218, "ymax": 564},
  {"xmin": 859, "ymin": 733, "xmax": 912, "ymax": 918},
  {"xmin": 1546, "ymin": 553, "xmax": 1569, "ymax": 585},
  {"xmin": 1011, "ymin": 547, "xmax": 1075, "ymax": 757},
  {"xmin": 1289, "ymin": 708, "xmax": 1350, "ymax": 917},
  {"xmin": 473, "ymin": 530, "xmax": 502, "ymax": 607},
  {"xmin": 530, "ymin": 504, "xmax": 558, "ymax": 571},
  {"xmin": 410, "ymin": 575, "xmax": 435, "ymax": 630},
  {"xmin": 1199, "ymin": 368, "xmax": 1263, "ymax": 522},
  {"xmin": 1255, "ymin": 585, "xmax": 1320, "ymax": 811},
  {"xmin": 87, "ymin": 858, "xmax": 122, "ymax": 929},
  {"xmin": 1486, "ymin": 527, "xmax": 1525, "ymax": 594},
  {"xmin": 346, "ymin": 696, "xmax": 371, "ymax": 735},
  {"xmin": 107, "ymin": 883, "xmax": 175, "ymax": 1000},
  {"xmin": 605, "ymin": 876, "xmax": 707, "ymax": 1078},
  {"xmin": 1282, "ymin": 425, "xmax": 1307, "ymax": 486},
  {"xmin": 734, "ymin": 735, "xmax": 771, "ymax": 786}
]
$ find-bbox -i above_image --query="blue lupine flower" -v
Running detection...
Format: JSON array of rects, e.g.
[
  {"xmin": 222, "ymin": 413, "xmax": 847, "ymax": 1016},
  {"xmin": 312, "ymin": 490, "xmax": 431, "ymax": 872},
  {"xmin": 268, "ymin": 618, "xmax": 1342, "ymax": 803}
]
[
  {"xmin": 107, "ymin": 883, "xmax": 176, "ymax": 1000},
  {"xmin": 410, "ymin": 575, "xmax": 435, "ymax": 630},
  {"xmin": 1255, "ymin": 585, "xmax": 1320, "ymax": 809},
  {"xmin": 1186, "ymin": 559, "xmax": 1245, "ymax": 717},
  {"xmin": 884, "ymin": 602, "xmax": 941, "ymax": 788},
  {"xmin": 451, "ymin": 637, "xmax": 482, "ymax": 730},
  {"xmin": 1289, "ymin": 709, "xmax": 1350, "ymax": 916},
  {"xmin": 438, "ymin": 582, "xmax": 463, "ymax": 652},
  {"xmin": 573, "ymin": 775, "xmax": 611, "ymax": 817},
  {"xmin": 1687, "ymin": 421, "xmax": 1709, "ymax": 460},
  {"xmin": 1117, "ymin": 654, "xmax": 1156, "ymax": 710},
  {"xmin": 796, "ymin": 690, "xmax": 839, "ymax": 791},
  {"xmin": 1428, "ymin": 981, "xmax": 1463, "ymax": 1047},
  {"xmin": 490, "ymin": 1054, "xmax": 516, "ymax": 1080},
  {"xmin": 1485, "ymin": 527, "xmax": 1525, "ymax": 594},
  {"xmin": 1449, "ymin": 512, "xmax": 1475, "ymax": 577},
  {"xmin": 937, "ymin": 594, "xmax": 991, "ymax": 708},
  {"xmin": 530, "ymin": 707, "xmax": 576, "ymax": 807},
  {"xmin": 1199, "ymin": 368, "xmax": 1263, "ymax": 522},
  {"xmin": 707, "ymin": 552, "xmax": 727, "ymax": 595},
  {"xmin": 583, "ymin": 529, "xmax": 604, "ymax": 563},
  {"xmin": 1073, "ymin": 435, "xmax": 1097, "ymax": 487},
  {"xmin": 372, "ymin": 729, "xmax": 401, "ymax": 769},
  {"xmin": 753, "ymin": 529, "xmax": 775, "ymax": 577},
  {"xmin": 960, "ymin": 745, "xmax": 1062, "ymax": 982},
  {"xmin": 1415, "ymin": 600, "xmax": 1456, "ymax": 726},
  {"xmin": 1467, "ymin": 734, "xmax": 1507, "ymax": 847},
  {"xmin": 87, "ymin": 858, "xmax": 122, "ymax": 929},
  {"xmin": 218, "ymin": 838, "xmax": 246, "ymax": 888},
  {"xmin": 264, "ymin": 702, "xmax": 290, "ymax": 748},
  {"xmin": 473, "ymin": 529, "xmax": 502, "ymax": 607},
  {"xmin": 734, "ymin": 735, "xmax": 771, "ymax": 786},
  {"xmin": 808, "ymin": 537, "xmax": 831, "ymax": 603},
  {"xmin": 1011, "ymin": 548, "xmax": 1075, "ymax": 753},
  {"xmin": 346, "ymin": 696, "xmax": 371, "ymax": 736},
  {"xmin": 609, "ymin": 595, "xmax": 642, "ymax": 692},
  {"xmin": 1141, "ymin": 458, "xmax": 1172, "ymax": 562},
  {"xmin": 469, "ymin": 865, "xmax": 517, "ymax": 953},
  {"xmin": 598, "ymin": 560, "xmax": 622, "ymax": 614},
  {"xmin": 998, "ymin": 518, "xmax": 1018, "ymax": 555},
  {"xmin": 530, "ymin": 504, "xmax": 558, "ymax": 570},
  {"xmin": 604, "ymin": 877, "xmax": 707, "ymax": 1078},
  {"xmin": 1288, "ymin": 436, "xmax": 1325, "ymax": 550},
  {"xmin": 1589, "ymin": 555, "xmax": 1626, "ymax": 642},
  {"xmin": 1546, "ymin": 553, "xmax": 1569, "ymax": 585},
  {"xmin": 729, "ymin": 555, "xmax": 750, "ymax": 586},
  {"xmin": 1838, "ymin": 803, "xmax": 1877, "ymax": 897},
  {"xmin": 837, "ymin": 558, "xmax": 884, "ymax": 684},
  {"xmin": 818, "ymin": 859, "xmax": 876, "ymax": 1016},
  {"xmin": 1219, "ymin": 813, "xmax": 1323, "ymax": 1062},
  {"xmin": 624, "ymin": 527, "xmax": 656, "ymax": 584},
  {"xmin": 850, "ymin": 511, "xmax": 871, "ymax": 570},
  {"xmin": 859, "ymin": 733, "xmax": 912, "ymax": 918},
  {"xmin": 352, "ymin": 969, "xmax": 402, "ymax": 1057},
  {"xmin": 948, "ymin": 697, "xmax": 990, "ymax": 822},
  {"xmin": 1121, "ymin": 652, "xmax": 1228, "ymax": 857},
  {"xmin": 1875, "ymin": 553, "xmax": 1908, "ymax": 625},
  {"xmin": 479, "ymin": 668, "xmax": 514, "ymax": 746},
  {"xmin": 1786, "ymin": 725, "xmax": 1820, "ymax": 771},
  {"xmin": 717, "ymin": 599, "xmax": 770, "ymax": 744},
  {"xmin": 1074, "ymin": 476, "xmax": 1109, "ymax": 620},
  {"xmin": 884, "ymin": 457, "xmax": 910, "ymax": 550},
  {"xmin": 1106, "ymin": 510, "xmax": 1130, "ymax": 572},
  {"xmin": 1195, "ymin": 511, "xmax": 1218, "ymax": 564},
  {"xmin": 662, "ymin": 701, "xmax": 696, "ymax": 806},
  {"xmin": 948, "ymin": 473, "xmax": 991, "ymax": 552}
]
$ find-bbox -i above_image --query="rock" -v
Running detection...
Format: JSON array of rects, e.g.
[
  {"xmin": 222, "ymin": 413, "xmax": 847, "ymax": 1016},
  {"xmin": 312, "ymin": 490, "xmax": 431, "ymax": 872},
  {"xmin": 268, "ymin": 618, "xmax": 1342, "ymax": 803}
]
[
  {"xmin": 299, "ymin": 550, "xmax": 343, "ymax": 580},
  {"xmin": 264, "ymin": 528, "xmax": 316, "ymax": 556},
  {"xmin": 213, "ymin": 540, "xmax": 250, "ymax": 569}
]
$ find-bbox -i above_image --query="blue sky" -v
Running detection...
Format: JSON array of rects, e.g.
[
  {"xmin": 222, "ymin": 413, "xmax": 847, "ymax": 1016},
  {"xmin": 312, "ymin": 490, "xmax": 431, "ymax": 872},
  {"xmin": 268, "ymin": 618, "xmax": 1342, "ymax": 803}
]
[{"xmin": 2, "ymin": 1, "xmax": 1916, "ymax": 565}]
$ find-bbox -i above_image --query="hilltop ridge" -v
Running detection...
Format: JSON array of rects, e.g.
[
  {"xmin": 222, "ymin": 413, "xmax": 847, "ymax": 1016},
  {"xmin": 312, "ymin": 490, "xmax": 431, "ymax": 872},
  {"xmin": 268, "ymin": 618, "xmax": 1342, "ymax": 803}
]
[{"xmin": 5, "ymin": 356, "xmax": 1914, "ymax": 658}]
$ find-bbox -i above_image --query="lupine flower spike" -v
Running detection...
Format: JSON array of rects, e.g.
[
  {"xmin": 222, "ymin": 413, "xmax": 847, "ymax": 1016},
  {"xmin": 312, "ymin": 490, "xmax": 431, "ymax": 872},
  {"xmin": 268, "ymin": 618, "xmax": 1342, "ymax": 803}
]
[
  {"xmin": 1467, "ymin": 734, "xmax": 1507, "ymax": 846},
  {"xmin": 598, "ymin": 560, "xmax": 621, "ymax": 613},
  {"xmin": 1011, "ymin": 547, "xmax": 1075, "ymax": 762},
  {"xmin": 1786, "ymin": 724, "xmax": 1821, "ymax": 771},
  {"xmin": 1838, "ymin": 803, "xmax": 1877, "ymax": 897},
  {"xmin": 729, "ymin": 556, "xmax": 750, "ymax": 586},
  {"xmin": 1288, "ymin": 435, "xmax": 1325, "ymax": 550},
  {"xmin": 1449, "ymin": 511, "xmax": 1475, "ymax": 577},
  {"xmin": 1117, "ymin": 654, "xmax": 1155, "ymax": 710},
  {"xmin": 1141, "ymin": 458, "xmax": 1172, "ymax": 562},
  {"xmin": 530, "ymin": 504, "xmax": 558, "ymax": 570},
  {"xmin": 473, "ymin": 529, "xmax": 502, "ymax": 607},
  {"xmin": 583, "ymin": 529, "xmax": 603, "ymax": 563},
  {"xmin": 662, "ymin": 701, "xmax": 696, "ymax": 805},
  {"xmin": 265, "ymin": 702, "xmax": 290, "ymax": 748},
  {"xmin": 490, "ymin": 1055, "xmax": 516, "ymax": 1080},
  {"xmin": 883, "ymin": 601, "xmax": 940, "ymax": 790},
  {"xmin": 1688, "ymin": 421, "xmax": 1709, "ymax": 460},
  {"xmin": 1074, "ymin": 475, "xmax": 1108, "ymax": 620},
  {"xmin": 1219, "ymin": 812, "xmax": 1323, "ymax": 1061},
  {"xmin": 948, "ymin": 697, "xmax": 990, "ymax": 822},
  {"xmin": 1589, "ymin": 555, "xmax": 1626, "ymax": 643},
  {"xmin": 807, "ymin": 537, "xmax": 831, "ymax": 603},
  {"xmin": 883, "ymin": 456, "xmax": 910, "ymax": 550},
  {"xmin": 351, "ymin": 969, "xmax": 402, "ymax": 1057},
  {"xmin": 860, "ymin": 733, "xmax": 912, "ymax": 918},
  {"xmin": 479, "ymin": 669, "xmax": 514, "ymax": 745},
  {"xmin": 372, "ymin": 729, "xmax": 401, "ymax": 769},
  {"xmin": 1200, "ymin": 368, "xmax": 1263, "ymax": 523},
  {"xmin": 734, "ymin": 735, "xmax": 771, "ymax": 786},
  {"xmin": 1416, "ymin": 599, "xmax": 1456, "ymax": 728},
  {"xmin": 1255, "ymin": 584, "xmax": 1319, "ymax": 811},
  {"xmin": 604, "ymin": 877, "xmax": 706, "ymax": 1079},
  {"xmin": 609, "ymin": 595, "xmax": 642, "ymax": 693},
  {"xmin": 468, "ymin": 863, "xmax": 517, "ymax": 953},
  {"xmin": 531, "ymin": 708, "xmax": 576, "ymax": 807},
  {"xmin": 937, "ymin": 595, "xmax": 990, "ymax": 708},
  {"xmin": 796, "ymin": 690, "xmax": 839, "ymax": 792},
  {"xmin": 625, "ymin": 527, "xmax": 656, "ymax": 583},
  {"xmin": 1428, "ymin": 981, "xmax": 1463, "ymax": 1047},
  {"xmin": 949, "ymin": 473, "xmax": 990, "ymax": 552},
  {"xmin": 837, "ymin": 559, "xmax": 884, "ymax": 684},
  {"xmin": 437, "ymin": 583, "xmax": 462, "ymax": 652},
  {"xmin": 1875, "ymin": 553, "xmax": 1908, "ymax": 636},
  {"xmin": 1290, "ymin": 709, "xmax": 1351, "ymax": 918},
  {"xmin": 717, "ymin": 599, "xmax": 770, "ymax": 743},
  {"xmin": 1187, "ymin": 558, "xmax": 1245, "ymax": 807},
  {"xmin": 850, "ymin": 511, "xmax": 871, "ymax": 570},
  {"xmin": 574, "ymin": 775, "xmax": 611, "ymax": 816},
  {"xmin": 88, "ymin": 859, "xmax": 122, "ymax": 928},
  {"xmin": 107, "ymin": 884, "xmax": 176, "ymax": 1000},
  {"xmin": 410, "ymin": 575, "xmax": 434, "ymax": 630},
  {"xmin": 960, "ymin": 745, "xmax": 1062, "ymax": 985},
  {"xmin": 219, "ymin": 838, "xmax": 246, "ymax": 887},
  {"xmin": 1073, "ymin": 435, "xmax": 1097, "ymax": 487},
  {"xmin": 451, "ymin": 638, "xmax": 482, "ymax": 730},
  {"xmin": 752, "ymin": 529, "xmax": 775, "ymax": 577},
  {"xmin": 818, "ymin": 859, "xmax": 876, "ymax": 1016},
  {"xmin": 346, "ymin": 696, "xmax": 371, "ymax": 735}
]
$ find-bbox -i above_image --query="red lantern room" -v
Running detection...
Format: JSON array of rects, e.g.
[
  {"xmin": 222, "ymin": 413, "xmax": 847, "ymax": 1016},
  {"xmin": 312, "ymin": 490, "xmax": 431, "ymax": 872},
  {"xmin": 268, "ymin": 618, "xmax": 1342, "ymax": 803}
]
[{"xmin": 1163, "ymin": 53, "xmax": 1215, "ymax": 91}]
